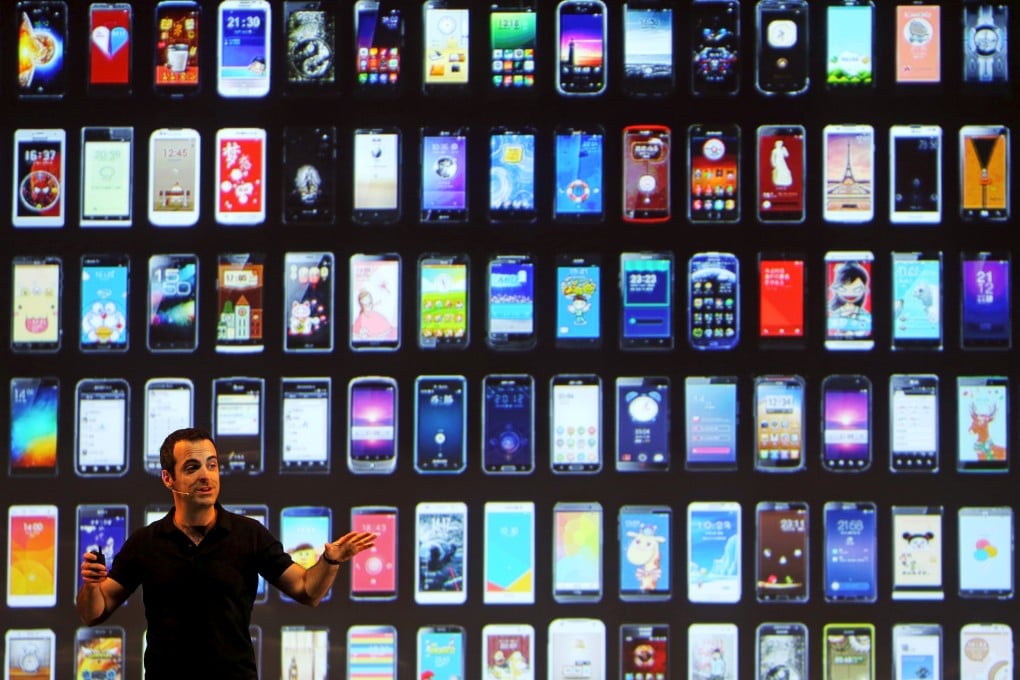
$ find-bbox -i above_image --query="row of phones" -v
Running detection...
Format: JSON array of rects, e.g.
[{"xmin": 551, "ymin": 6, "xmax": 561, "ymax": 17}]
[
  {"xmin": 5, "ymin": 620, "xmax": 1013, "ymax": 680},
  {"xmin": 7, "ymin": 371, "xmax": 1011, "ymax": 478},
  {"xmin": 16, "ymin": 1, "xmax": 1010, "ymax": 101},
  {"xmin": 8, "ymin": 501, "xmax": 1014, "ymax": 609},
  {"xmin": 10, "ymin": 124, "xmax": 1010, "ymax": 228}
]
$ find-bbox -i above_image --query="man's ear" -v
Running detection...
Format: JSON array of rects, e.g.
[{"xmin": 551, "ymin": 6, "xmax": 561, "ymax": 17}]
[{"xmin": 161, "ymin": 470, "xmax": 174, "ymax": 490}]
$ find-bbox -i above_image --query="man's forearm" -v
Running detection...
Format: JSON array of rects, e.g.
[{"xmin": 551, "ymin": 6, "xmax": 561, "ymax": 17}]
[
  {"xmin": 77, "ymin": 583, "xmax": 110, "ymax": 625},
  {"xmin": 299, "ymin": 558, "xmax": 341, "ymax": 606}
]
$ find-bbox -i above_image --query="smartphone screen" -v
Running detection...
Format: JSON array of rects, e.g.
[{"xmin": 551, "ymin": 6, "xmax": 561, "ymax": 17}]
[
  {"xmin": 960, "ymin": 125, "xmax": 1010, "ymax": 220},
  {"xmin": 825, "ymin": 251, "xmax": 875, "ymax": 350},
  {"xmin": 824, "ymin": 501, "xmax": 877, "ymax": 602},
  {"xmin": 619, "ymin": 505, "xmax": 671, "ymax": 601},
  {"xmin": 75, "ymin": 379, "xmax": 129, "ymax": 477},
  {"xmin": 415, "ymin": 502, "xmax": 467, "ymax": 604},
  {"xmin": 80, "ymin": 127, "xmax": 133, "ymax": 227},
  {"xmin": 757, "ymin": 623, "xmax": 807, "ymax": 678},
  {"xmin": 963, "ymin": 3, "xmax": 1009, "ymax": 85},
  {"xmin": 215, "ymin": 128, "xmax": 266, "ymax": 225},
  {"xmin": 890, "ymin": 374, "xmax": 939, "ymax": 472},
  {"xmin": 7, "ymin": 505, "xmax": 58, "ymax": 608},
  {"xmin": 79, "ymin": 254, "xmax": 129, "ymax": 352},
  {"xmin": 75, "ymin": 627, "xmax": 124, "ymax": 680},
  {"xmin": 347, "ymin": 625, "xmax": 396, "ymax": 679},
  {"xmin": 283, "ymin": 252, "xmax": 334, "ymax": 353},
  {"xmin": 154, "ymin": 1, "xmax": 200, "ymax": 94},
  {"xmin": 616, "ymin": 377, "xmax": 670, "ymax": 472},
  {"xmin": 347, "ymin": 377, "xmax": 397, "ymax": 474},
  {"xmin": 280, "ymin": 378, "xmax": 331, "ymax": 474},
  {"xmin": 755, "ymin": 501, "xmax": 808, "ymax": 602},
  {"xmin": 896, "ymin": 4, "xmax": 940, "ymax": 83},
  {"xmin": 756, "ymin": 0, "xmax": 809, "ymax": 94},
  {"xmin": 148, "ymin": 128, "xmax": 200, "ymax": 226},
  {"xmin": 684, "ymin": 376, "xmax": 738, "ymax": 470},
  {"xmin": 483, "ymin": 624, "xmax": 535, "ymax": 679},
  {"xmin": 482, "ymin": 374, "xmax": 534, "ymax": 474},
  {"xmin": 893, "ymin": 624, "xmax": 942, "ymax": 680},
  {"xmin": 483, "ymin": 501, "xmax": 535, "ymax": 604},
  {"xmin": 556, "ymin": 255, "xmax": 601, "ymax": 347},
  {"xmin": 821, "ymin": 375, "xmax": 872, "ymax": 471},
  {"xmin": 280, "ymin": 506, "xmax": 331, "ymax": 599},
  {"xmin": 75, "ymin": 504, "xmax": 128, "ymax": 596},
  {"xmin": 550, "ymin": 375, "xmax": 602, "ymax": 473},
  {"xmin": 280, "ymin": 626, "xmax": 329, "ymax": 672},
  {"xmin": 216, "ymin": 1, "xmax": 270, "ymax": 97},
  {"xmin": 958, "ymin": 506, "xmax": 1013, "ymax": 598},
  {"xmin": 487, "ymin": 255, "xmax": 535, "ymax": 349},
  {"xmin": 418, "ymin": 254, "xmax": 469, "ymax": 349},
  {"xmin": 549, "ymin": 620, "xmax": 606, "ymax": 679},
  {"xmin": 144, "ymin": 379, "xmax": 193, "ymax": 474},
  {"xmin": 759, "ymin": 254, "xmax": 805, "ymax": 345},
  {"xmin": 826, "ymin": 2, "xmax": 874, "ymax": 89},
  {"xmin": 620, "ymin": 624, "xmax": 669, "ymax": 678},
  {"xmin": 489, "ymin": 129, "xmax": 536, "ymax": 222},
  {"xmin": 960, "ymin": 624, "xmax": 1013, "ymax": 677},
  {"xmin": 622, "ymin": 126, "xmax": 670, "ymax": 222},
  {"xmin": 823, "ymin": 624, "xmax": 874, "ymax": 680},
  {"xmin": 216, "ymin": 253, "xmax": 265, "ymax": 353},
  {"xmin": 620, "ymin": 252, "xmax": 673, "ymax": 349},
  {"xmin": 12, "ymin": 129, "xmax": 66, "ymax": 228},
  {"xmin": 420, "ymin": 129, "xmax": 468, "ymax": 223},
  {"xmin": 212, "ymin": 377, "xmax": 264, "ymax": 475},
  {"xmin": 957, "ymin": 376, "xmax": 1009, "ymax": 472},
  {"xmin": 623, "ymin": 3, "xmax": 674, "ymax": 95},
  {"xmin": 757, "ymin": 125, "xmax": 805, "ymax": 223},
  {"xmin": 414, "ymin": 375, "xmax": 467, "ymax": 473},
  {"xmin": 350, "ymin": 253, "xmax": 400, "ymax": 350},
  {"xmin": 9, "ymin": 377, "xmax": 59, "ymax": 476},
  {"xmin": 11, "ymin": 257, "xmax": 61, "ymax": 352},
  {"xmin": 823, "ymin": 125, "xmax": 874, "ymax": 222},
  {"xmin": 690, "ymin": 0, "xmax": 740, "ymax": 95},
  {"xmin": 17, "ymin": 1, "xmax": 67, "ymax": 98},
  {"xmin": 754, "ymin": 375, "xmax": 805, "ymax": 472},
  {"xmin": 689, "ymin": 623, "xmax": 738, "ymax": 679},
  {"xmin": 4, "ymin": 629, "xmax": 55, "ymax": 680},
  {"xmin": 417, "ymin": 627, "xmax": 465, "ymax": 677},
  {"xmin": 490, "ymin": 3, "xmax": 537, "ymax": 91},
  {"xmin": 689, "ymin": 252, "xmax": 740, "ymax": 350},
  {"xmin": 961, "ymin": 252, "xmax": 1012, "ymax": 349},
  {"xmin": 687, "ymin": 501, "xmax": 741, "ymax": 603},
  {"xmin": 556, "ymin": 0, "xmax": 607, "ymax": 95},
  {"xmin": 891, "ymin": 506, "xmax": 944, "ymax": 601},
  {"xmin": 282, "ymin": 126, "xmax": 336, "ymax": 224},
  {"xmin": 553, "ymin": 502, "xmax": 603, "ymax": 602},
  {"xmin": 284, "ymin": 1, "xmax": 336, "ymax": 90},
  {"xmin": 422, "ymin": 4, "xmax": 469, "ymax": 91},
  {"xmin": 353, "ymin": 128, "xmax": 400, "ymax": 223},
  {"xmin": 350, "ymin": 507, "xmax": 397, "ymax": 600},
  {"xmin": 890, "ymin": 125, "xmax": 942, "ymax": 223},
  {"xmin": 147, "ymin": 254, "xmax": 197, "ymax": 352},
  {"xmin": 892, "ymin": 251, "xmax": 942, "ymax": 350},
  {"xmin": 354, "ymin": 1, "xmax": 402, "ymax": 92},
  {"xmin": 688, "ymin": 125, "xmax": 740, "ymax": 222},
  {"xmin": 554, "ymin": 127, "xmax": 604, "ymax": 222}
]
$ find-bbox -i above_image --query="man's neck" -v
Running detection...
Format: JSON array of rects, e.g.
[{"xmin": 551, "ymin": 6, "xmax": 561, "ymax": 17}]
[{"xmin": 173, "ymin": 505, "xmax": 217, "ymax": 542}]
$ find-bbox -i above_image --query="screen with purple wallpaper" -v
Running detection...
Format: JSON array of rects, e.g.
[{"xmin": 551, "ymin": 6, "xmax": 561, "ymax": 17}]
[
  {"xmin": 961, "ymin": 256, "xmax": 1011, "ymax": 347},
  {"xmin": 349, "ymin": 382, "xmax": 396, "ymax": 462},
  {"xmin": 823, "ymin": 387, "xmax": 870, "ymax": 467}
]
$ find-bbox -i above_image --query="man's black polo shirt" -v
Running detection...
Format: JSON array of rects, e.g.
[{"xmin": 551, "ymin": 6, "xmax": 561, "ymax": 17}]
[{"xmin": 108, "ymin": 504, "xmax": 293, "ymax": 680}]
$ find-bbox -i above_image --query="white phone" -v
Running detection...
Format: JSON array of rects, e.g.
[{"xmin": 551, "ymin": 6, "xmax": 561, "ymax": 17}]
[
  {"xmin": 214, "ymin": 127, "xmax": 267, "ymax": 225},
  {"xmin": 4, "ymin": 628, "xmax": 55, "ymax": 680},
  {"xmin": 482, "ymin": 624, "xmax": 534, "ymax": 680},
  {"xmin": 822, "ymin": 123, "xmax": 874, "ymax": 223},
  {"xmin": 12, "ymin": 128, "xmax": 66, "ymax": 228},
  {"xmin": 216, "ymin": 0, "xmax": 271, "ymax": 97},
  {"xmin": 148, "ymin": 128, "xmax": 201, "ymax": 227},
  {"xmin": 414, "ymin": 501, "xmax": 467, "ymax": 604},
  {"xmin": 548, "ymin": 618, "xmax": 605, "ymax": 678}
]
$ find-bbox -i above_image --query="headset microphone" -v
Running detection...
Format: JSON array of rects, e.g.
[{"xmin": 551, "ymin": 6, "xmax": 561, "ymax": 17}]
[{"xmin": 170, "ymin": 488, "xmax": 191, "ymax": 496}]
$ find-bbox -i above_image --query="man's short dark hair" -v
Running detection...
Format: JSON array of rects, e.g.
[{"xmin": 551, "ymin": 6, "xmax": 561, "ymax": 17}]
[{"xmin": 160, "ymin": 428, "xmax": 216, "ymax": 477}]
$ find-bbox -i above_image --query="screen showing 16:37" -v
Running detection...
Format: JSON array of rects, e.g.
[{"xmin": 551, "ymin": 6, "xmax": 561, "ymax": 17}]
[{"xmin": 555, "ymin": 132, "xmax": 603, "ymax": 217}]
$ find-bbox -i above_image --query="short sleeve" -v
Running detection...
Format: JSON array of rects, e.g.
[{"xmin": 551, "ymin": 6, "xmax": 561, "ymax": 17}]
[{"xmin": 253, "ymin": 522, "xmax": 293, "ymax": 584}]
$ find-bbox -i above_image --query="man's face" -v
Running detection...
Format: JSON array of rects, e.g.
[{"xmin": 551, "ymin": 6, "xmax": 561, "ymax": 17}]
[{"xmin": 165, "ymin": 438, "xmax": 220, "ymax": 505}]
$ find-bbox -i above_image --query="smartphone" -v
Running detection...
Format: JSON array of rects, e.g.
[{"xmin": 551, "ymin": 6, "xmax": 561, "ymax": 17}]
[
  {"xmin": 755, "ymin": 501, "xmax": 808, "ymax": 602},
  {"xmin": 687, "ymin": 501, "xmax": 741, "ymax": 603},
  {"xmin": 145, "ymin": 504, "xmax": 171, "ymax": 525},
  {"xmin": 556, "ymin": 0, "xmax": 607, "ymax": 95},
  {"xmin": 8, "ymin": 377, "xmax": 59, "ymax": 477},
  {"xmin": 757, "ymin": 125, "xmax": 805, "ymax": 223},
  {"xmin": 549, "ymin": 619, "xmax": 605, "ymax": 678},
  {"xmin": 142, "ymin": 379, "xmax": 193, "ymax": 475},
  {"xmin": 353, "ymin": 127, "xmax": 401, "ymax": 224},
  {"xmin": 891, "ymin": 505, "xmax": 944, "ymax": 601},
  {"xmin": 10, "ymin": 256, "xmax": 61, "ymax": 353},
  {"xmin": 691, "ymin": 0, "xmax": 740, "ymax": 95},
  {"xmin": 890, "ymin": 125, "xmax": 942, "ymax": 223},
  {"xmin": 555, "ymin": 254, "xmax": 601, "ymax": 347},
  {"xmin": 960, "ymin": 623, "xmax": 1013, "ymax": 677},
  {"xmin": 214, "ymin": 128, "xmax": 266, "ymax": 225},
  {"xmin": 823, "ymin": 501, "xmax": 878, "ymax": 602},
  {"xmin": 756, "ymin": 0, "xmax": 809, "ymax": 94},
  {"xmin": 148, "ymin": 128, "xmax": 200, "ymax": 227},
  {"xmin": 890, "ymin": 374, "xmax": 940, "ymax": 472},
  {"xmin": 418, "ymin": 253, "xmax": 469, "ymax": 349},
  {"xmin": 684, "ymin": 376, "xmax": 738, "ymax": 470},
  {"xmin": 892, "ymin": 251, "xmax": 943, "ymax": 350},
  {"xmin": 825, "ymin": 250, "xmax": 875, "ymax": 350},
  {"xmin": 417, "ymin": 626, "xmax": 465, "ymax": 676},
  {"xmin": 147, "ymin": 253, "xmax": 198, "ymax": 352},
  {"xmin": 622, "ymin": 125, "xmax": 670, "ymax": 222},
  {"xmin": 75, "ymin": 627, "xmax": 124, "ymax": 679},
  {"xmin": 350, "ymin": 253, "xmax": 401, "ymax": 351},
  {"xmin": 483, "ymin": 624, "xmax": 535, "ymax": 678},
  {"xmin": 347, "ymin": 625, "xmax": 397, "ymax": 678},
  {"xmin": 482, "ymin": 374, "xmax": 535, "ymax": 474},
  {"xmin": 75, "ymin": 378, "xmax": 130, "ymax": 477},
  {"xmin": 823, "ymin": 124, "xmax": 874, "ymax": 222},
  {"xmin": 216, "ymin": 253, "xmax": 265, "ymax": 353},
  {"xmin": 550, "ymin": 374, "xmax": 602, "ymax": 474},
  {"xmin": 758, "ymin": 253, "xmax": 806, "ymax": 347},
  {"xmin": 280, "ymin": 626, "xmax": 329, "ymax": 673},
  {"xmin": 756, "ymin": 623, "xmax": 807, "ymax": 679},
  {"xmin": 689, "ymin": 251, "xmax": 740, "ymax": 350},
  {"xmin": 896, "ymin": 4, "xmax": 940, "ymax": 83},
  {"xmin": 754, "ymin": 375, "xmax": 805, "ymax": 473},
  {"xmin": 486, "ymin": 254, "xmax": 536, "ymax": 349},
  {"xmin": 11, "ymin": 129, "xmax": 65, "ymax": 228},
  {"xmin": 80, "ymin": 126, "xmax": 133, "ymax": 227},
  {"xmin": 688, "ymin": 125, "xmax": 740, "ymax": 223},
  {"xmin": 821, "ymin": 375, "xmax": 872, "ymax": 472},
  {"xmin": 616, "ymin": 377, "xmax": 670, "ymax": 472},
  {"xmin": 216, "ymin": 0, "xmax": 270, "ymax": 97},
  {"xmin": 689, "ymin": 623, "xmax": 738, "ymax": 679},
  {"xmin": 279, "ymin": 506, "xmax": 331, "ymax": 599},
  {"xmin": 347, "ymin": 376, "xmax": 398, "ymax": 474},
  {"xmin": 490, "ymin": 0, "xmax": 537, "ymax": 92},
  {"xmin": 283, "ymin": 1, "xmax": 336, "ymax": 94},
  {"xmin": 353, "ymin": 0, "xmax": 402, "ymax": 94},
  {"xmin": 350, "ymin": 506, "xmax": 398, "ymax": 601},
  {"xmin": 16, "ymin": 1, "xmax": 67, "ymax": 98},
  {"xmin": 284, "ymin": 251, "xmax": 334, "ymax": 352},
  {"xmin": 422, "ymin": 1, "xmax": 470, "ymax": 94},
  {"xmin": 823, "ymin": 624, "xmax": 874, "ymax": 680},
  {"xmin": 483, "ymin": 501, "xmax": 535, "ymax": 604},
  {"xmin": 154, "ymin": 1, "xmax": 200, "ymax": 96},
  {"xmin": 620, "ymin": 624, "xmax": 669, "ymax": 678},
  {"xmin": 7, "ymin": 504, "xmax": 58, "ymax": 608},
  {"xmin": 414, "ymin": 375, "xmax": 467, "ymax": 473},
  {"xmin": 88, "ymin": 2, "xmax": 133, "ymax": 93},
  {"xmin": 960, "ymin": 506, "xmax": 1015, "ymax": 599},
  {"xmin": 282, "ymin": 126, "xmax": 336, "ymax": 224},
  {"xmin": 620, "ymin": 251, "xmax": 674, "ymax": 349},
  {"xmin": 893, "ymin": 623, "xmax": 942, "ymax": 680},
  {"xmin": 960, "ymin": 125, "xmax": 1010, "ymax": 220},
  {"xmin": 4, "ymin": 628, "xmax": 55, "ymax": 680},
  {"xmin": 414, "ymin": 501, "xmax": 467, "ymax": 604},
  {"xmin": 74, "ymin": 504, "xmax": 128, "ymax": 597},
  {"xmin": 280, "ymin": 377, "xmax": 331, "ymax": 474},
  {"xmin": 212, "ymin": 377, "xmax": 265, "ymax": 475},
  {"xmin": 964, "ymin": 3, "xmax": 1009, "ymax": 85},
  {"xmin": 553, "ymin": 501, "xmax": 603, "ymax": 602},
  {"xmin": 826, "ymin": 0, "xmax": 874, "ymax": 89},
  {"xmin": 420, "ymin": 127, "xmax": 468, "ymax": 223},
  {"xmin": 489, "ymin": 127, "xmax": 537, "ymax": 223},
  {"xmin": 619, "ymin": 505, "xmax": 671, "ymax": 601},
  {"xmin": 961, "ymin": 251, "xmax": 1012, "ymax": 349},
  {"xmin": 623, "ymin": 1, "xmax": 674, "ymax": 96},
  {"xmin": 554, "ymin": 126, "xmax": 604, "ymax": 223},
  {"xmin": 79, "ymin": 254, "xmax": 129, "ymax": 352},
  {"xmin": 957, "ymin": 376, "xmax": 1009, "ymax": 472}
]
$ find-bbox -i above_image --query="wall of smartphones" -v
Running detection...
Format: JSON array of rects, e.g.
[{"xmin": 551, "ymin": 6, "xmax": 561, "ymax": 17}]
[{"xmin": 3, "ymin": 0, "xmax": 1019, "ymax": 678}]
